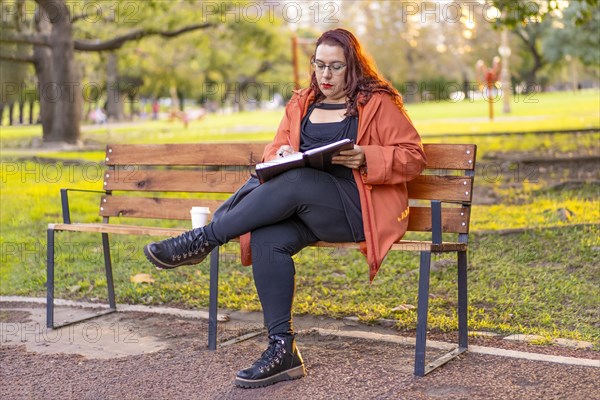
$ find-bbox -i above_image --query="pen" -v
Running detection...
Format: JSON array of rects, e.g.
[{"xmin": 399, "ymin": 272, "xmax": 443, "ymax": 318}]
[{"xmin": 278, "ymin": 136, "xmax": 293, "ymax": 157}]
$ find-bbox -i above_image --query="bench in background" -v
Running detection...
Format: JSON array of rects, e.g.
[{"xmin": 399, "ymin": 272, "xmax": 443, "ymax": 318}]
[{"xmin": 47, "ymin": 142, "xmax": 476, "ymax": 377}]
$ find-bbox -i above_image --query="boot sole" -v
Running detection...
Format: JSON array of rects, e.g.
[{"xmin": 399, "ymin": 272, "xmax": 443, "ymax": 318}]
[
  {"xmin": 143, "ymin": 245, "xmax": 204, "ymax": 270},
  {"xmin": 234, "ymin": 364, "xmax": 306, "ymax": 389}
]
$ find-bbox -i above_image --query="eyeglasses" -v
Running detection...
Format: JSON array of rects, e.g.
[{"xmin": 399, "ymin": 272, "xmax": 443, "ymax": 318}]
[{"xmin": 311, "ymin": 61, "xmax": 347, "ymax": 75}]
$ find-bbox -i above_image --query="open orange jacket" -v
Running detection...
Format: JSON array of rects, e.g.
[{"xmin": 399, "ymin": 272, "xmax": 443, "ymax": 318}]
[{"xmin": 240, "ymin": 88, "xmax": 427, "ymax": 281}]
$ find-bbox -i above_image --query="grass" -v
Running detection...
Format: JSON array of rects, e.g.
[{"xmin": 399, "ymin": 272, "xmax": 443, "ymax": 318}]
[
  {"xmin": 1, "ymin": 90, "xmax": 599, "ymax": 346},
  {"xmin": 1, "ymin": 90, "xmax": 598, "ymax": 149},
  {"xmin": 409, "ymin": 90, "xmax": 600, "ymax": 134}
]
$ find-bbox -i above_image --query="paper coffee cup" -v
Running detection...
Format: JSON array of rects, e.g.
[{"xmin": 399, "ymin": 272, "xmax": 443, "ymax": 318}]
[{"xmin": 190, "ymin": 207, "xmax": 210, "ymax": 228}]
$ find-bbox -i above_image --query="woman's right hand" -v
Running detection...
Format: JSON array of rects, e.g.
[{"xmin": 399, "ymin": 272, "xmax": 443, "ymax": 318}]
[{"xmin": 276, "ymin": 145, "xmax": 295, "ymax": 158}]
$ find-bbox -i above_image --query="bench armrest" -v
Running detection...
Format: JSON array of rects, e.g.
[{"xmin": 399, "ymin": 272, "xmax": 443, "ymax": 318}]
[
  {"xmin": 430, "ymin": 200, "xmax": 442, "ymax": 245},
  {"xmin": 60, "ymin": 188, "xmax": 107, "ymax": 224}
]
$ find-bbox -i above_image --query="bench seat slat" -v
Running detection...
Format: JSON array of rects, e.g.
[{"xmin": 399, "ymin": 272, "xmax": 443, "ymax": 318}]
[
  {"xmin": 49, "ymin": 223, "xmax": 466, "ymax": 252},
  {"xmin": 49, "ymin": 223, "xmax": 188, "ymax": 236},
  {"xmin": 100, "ymin": 196, "xmax": 225, "ymax": 220},
  {"xmin": 105, "ymin": 143, "xmax": 266, "ymax": 166},
  {"xmin": 311, "ymin": 240, "xmax": 467, "ymax": 252}
]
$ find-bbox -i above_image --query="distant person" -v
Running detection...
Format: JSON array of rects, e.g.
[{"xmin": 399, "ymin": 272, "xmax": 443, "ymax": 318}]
[
  {"xmin": 143, "ymin": 28, "xmax": 426, "ymax": 389},
  {"xmin": 152, "ymin": 100, "xmax": 160, "ymax": 120},
  {"xmin": 181, "ymin": 111, "xmax": 189, "ymax": 128},
  {"xmin": 90, "ymin": 106, "xmax": 106, "ymax": 124}
]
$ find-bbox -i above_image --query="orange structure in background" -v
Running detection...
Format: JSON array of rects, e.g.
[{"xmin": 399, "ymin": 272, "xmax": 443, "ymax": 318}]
[{"xmin": 476, "ymin": 57, "xmax": 501, "ymax": 121}]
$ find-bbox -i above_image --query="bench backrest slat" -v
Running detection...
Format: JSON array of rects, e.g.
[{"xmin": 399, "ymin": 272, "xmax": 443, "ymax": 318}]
[
  {"xmin": 105, "ymin": 143, "xmax": 475, "ymax": 170},
  {"xmin": 100, "ymin": 196, "xmax": 225, "ymax": 220},
  {"xmin": 99, "ymin": 196, "xmax": 471, "ymax": 234},
  {"xmin": 407, "ymin": 206, "xmax": 470, "ymax": 233},
  {"xmin": 100, "ymin": 143, "xmax": 477, "ymax": 235},
  {"xmin": 407, "ymin": 175, "xmax": 473, "ymax": 203},
  {"xmin": 104, "ymin": 170, "xmax": 474, "ymax": 202},
  {"xmin": 105, "ymin": 143, "xmax": 265, "ymax": 166},
  {"xmin": 422, "ymin": 144, "xmax": 475, "ymax": 170},
  {"xmin": 104, "ymin": 169, "xmax": 249, "ymax": 193}
]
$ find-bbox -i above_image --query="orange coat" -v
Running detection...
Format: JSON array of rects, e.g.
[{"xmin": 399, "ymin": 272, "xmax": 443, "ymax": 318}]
[{"xmin": 240, "ymin": 88, "xmax": 427, "ymax": 281}]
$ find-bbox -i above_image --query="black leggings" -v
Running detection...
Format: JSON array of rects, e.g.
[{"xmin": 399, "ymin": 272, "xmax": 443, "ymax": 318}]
[{"xmin": 204, "ymin": 168, "xmax": 363, "ymax": 335}]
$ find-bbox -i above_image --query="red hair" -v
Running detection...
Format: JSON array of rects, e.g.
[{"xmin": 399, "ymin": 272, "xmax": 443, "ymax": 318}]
[{"xmin": 309, "ymin": 28, "xmax": 404, "ymax": 116}]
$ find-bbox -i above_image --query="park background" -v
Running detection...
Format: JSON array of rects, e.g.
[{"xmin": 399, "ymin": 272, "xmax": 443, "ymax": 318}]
[{"xmin": 1, "ymin": 1, "xmax": 599, "ymax": 348}]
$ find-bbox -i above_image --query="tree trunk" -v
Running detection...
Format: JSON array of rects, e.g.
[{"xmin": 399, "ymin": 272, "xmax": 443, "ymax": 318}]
[
  {"xmin": 29, "ymin": 100, "xmax": 35, "ymax": 124},
  {"xmin": 513, "ymin": 25, "xmax": 546, "ymax": 93},
  {"xmin": 106, "ymin": 52, "xmax": 125, "ymax": 121},
  {"xmin": 34, "ymin": 4, "xmax": 55, "ymax": 140},
  {"xmin": 178, "ymin": 89, "xmax": 185, "ymax": 112},
  {"xmin": 18, "ymin": 100, "xmax": 25, "ymax": 124},
  {"xmin": 8, "ymin": 102, "xmax": 15, "ymax": 125},
  {"xmin": 33, "ymin": 45, "xmax": 54, "ymax": 137},
  {"xmin": 169, "ymin": 85, "xmax": 180, "ymax": 111},
  {"xmin": 5, "ymin": 0, "xmax": 213, "ymax": 143},
  {"xmin": 86, "ymin": 100, "xmax": 93, "ymax": 122},
  {"xmin": 37, "ymin": 0, "xmax": 82, "ymax": 144}
]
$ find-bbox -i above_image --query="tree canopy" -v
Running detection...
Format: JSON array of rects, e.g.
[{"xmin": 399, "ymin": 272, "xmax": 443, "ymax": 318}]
[{"xmin": 1, "ymin": 0, "xmax": 598, "ymax": 142}]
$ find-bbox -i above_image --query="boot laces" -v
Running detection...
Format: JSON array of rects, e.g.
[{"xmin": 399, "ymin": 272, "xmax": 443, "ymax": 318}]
[
  {"xmin": 168, "ymin": 228, "xmax": 209, "ymax": 261},
  {"xmin": 256, "ymin": 335, "xmax": 286, "ymax": 373}
]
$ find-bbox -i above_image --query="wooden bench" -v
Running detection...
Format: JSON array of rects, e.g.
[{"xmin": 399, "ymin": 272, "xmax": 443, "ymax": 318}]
[{"xmin": 46, "ymin": 142, "xmax": 476, "ymax": 376}]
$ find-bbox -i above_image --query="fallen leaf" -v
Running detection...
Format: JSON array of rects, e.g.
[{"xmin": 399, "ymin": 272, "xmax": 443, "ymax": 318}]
[
  {"xmin": 130, "ymin": 273, "xmax": 155, "ymax": 284},
  {"xmin": 67, "ymin": 285, "xmax": 81, "ymax": 293},
  {"xmin": 391, "ymin": 304, "xmax": 416, "ymax": 312},
  {"xmin": 557, "ymin": 207, "xmax": 574, "ymax": 222}
]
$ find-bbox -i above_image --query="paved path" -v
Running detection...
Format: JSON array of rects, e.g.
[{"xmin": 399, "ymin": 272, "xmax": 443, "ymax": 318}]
[{"xmin": 1, "ymin": 300, "xmax": 598, "ymax": 399}]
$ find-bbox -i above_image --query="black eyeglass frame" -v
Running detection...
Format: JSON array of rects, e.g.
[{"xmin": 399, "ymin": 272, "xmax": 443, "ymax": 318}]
[{"xmin": 310, "ymin": 60, "xmax": 347, "ymax": 74}]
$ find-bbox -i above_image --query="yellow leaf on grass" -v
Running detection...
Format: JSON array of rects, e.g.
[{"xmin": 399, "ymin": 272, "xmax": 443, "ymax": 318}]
[
  {"xmin": 391, "ymin": 304, "xmax": 416, "ymax": 312},
  {"xmin": 130, "ymin": 273, "xmax": 155, "ymax": 284}
]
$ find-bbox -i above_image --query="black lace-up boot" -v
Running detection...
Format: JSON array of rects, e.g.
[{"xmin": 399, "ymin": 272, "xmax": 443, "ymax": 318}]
[
  {"xmin": 143, "ymin": 227, "xmax": 214, "ymax": 270},
  {"xmin": 235, "ymin": 334, "xmax": 306, "ymax": 389}
]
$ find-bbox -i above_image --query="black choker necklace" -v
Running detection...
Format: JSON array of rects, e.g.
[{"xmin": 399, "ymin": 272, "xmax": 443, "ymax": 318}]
[{"xmin": 315, "ymin": 103, "xmax": 346, "ymax": 110}]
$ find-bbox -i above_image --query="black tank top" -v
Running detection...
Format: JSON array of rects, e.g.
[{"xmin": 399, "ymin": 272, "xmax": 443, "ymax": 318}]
[
  {"xmin": 299, "ymin": 102, "xmax": 364, "ymax": 242},
  {"xmin": 300, "ymin": 102, "xmax": 359, "ymax": 180}
]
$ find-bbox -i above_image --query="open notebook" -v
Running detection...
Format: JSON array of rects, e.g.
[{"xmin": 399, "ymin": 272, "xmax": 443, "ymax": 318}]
[{"xmin": 255, "ymin": 139, "xmax": 354, "ymax": 183}]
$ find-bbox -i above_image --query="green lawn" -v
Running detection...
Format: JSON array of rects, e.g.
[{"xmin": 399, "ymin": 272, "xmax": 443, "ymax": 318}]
[
  {"xmin": 409, "ymin": 89, "xmax": 600, "ymax": 134},
  {"xmin": 1, "ymin": 90, "xmax": 599, "ymax": 346},
  {"xmin": 1, "ymin": 90, "xmax": 598, "ymax": 149}
]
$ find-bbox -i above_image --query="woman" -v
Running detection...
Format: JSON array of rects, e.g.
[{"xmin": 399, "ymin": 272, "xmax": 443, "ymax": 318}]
[{"xmin": 144, "ymin": 28, "xmax": 427, "ymax": 389}]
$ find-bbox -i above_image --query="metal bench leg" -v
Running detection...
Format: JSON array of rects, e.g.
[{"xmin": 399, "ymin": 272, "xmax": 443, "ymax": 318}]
[
  {"xmin": 208, "ymin": 247, "xmax": 220, "ymax": 350},
  {"xmin": 102, "ymin": 233, "xmax": 117, "ymax": 310},
  {"xmin": 46, "ymin": 228, "xmax": 55, "ymax": 328},
  {"xmin": 414, "ymin": 251, "xmax": 431, "ymax": 377},
  {"xmin": 414, "ymin": 251, "xmax": 469, "ymax": 377},
  {"xmin": 458, "ymin": 250, "xmax": 468, "ymax": 350},
  {"xmin": 46, "ymin": 230, "xmax": 116, "ymax": 329}
]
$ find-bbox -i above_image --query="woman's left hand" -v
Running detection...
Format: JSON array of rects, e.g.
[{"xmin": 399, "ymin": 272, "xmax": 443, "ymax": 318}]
[{"xmin": 331, "ymin": 145, "xmax": 366, "ymax": 169}]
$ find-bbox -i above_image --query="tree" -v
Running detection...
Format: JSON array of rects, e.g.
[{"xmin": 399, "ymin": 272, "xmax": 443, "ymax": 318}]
[
  {"xmin": 541, "ymin": 2, "xmax": 600, "ymax": 67},
  {"xmin": 511, "ymin": 19, "xmax": 549, "ymax": 87},
  {"xmin": 0, "ymin": 0, "xmax": 216, "ymax": 144},
  {"xmin": 491, "ymin": 0, "xmax": 599, "ymax": 88},
  {"xmin": 1, "ymin": 56, "xmax": 35, "ymax": 125},
  {"xmin": 339, "ymin": 1, "xmax": 500, "ymax": 101},
  {"xmin": 491, "ymin": 0, "xmax": 598, "ymax": 27}
]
